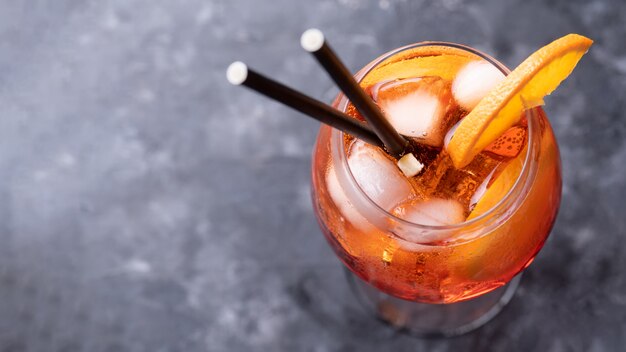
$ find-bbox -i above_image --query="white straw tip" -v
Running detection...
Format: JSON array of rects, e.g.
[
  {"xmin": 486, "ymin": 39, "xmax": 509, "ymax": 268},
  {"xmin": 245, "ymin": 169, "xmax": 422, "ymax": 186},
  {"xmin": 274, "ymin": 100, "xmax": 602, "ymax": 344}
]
[
  {"xmin": 226, "ymin": 61, "xmax": 248, "ymax": 85},
  {"xmin": 301, "ymin": 28, "xmax": 325, "ymax": 52}
]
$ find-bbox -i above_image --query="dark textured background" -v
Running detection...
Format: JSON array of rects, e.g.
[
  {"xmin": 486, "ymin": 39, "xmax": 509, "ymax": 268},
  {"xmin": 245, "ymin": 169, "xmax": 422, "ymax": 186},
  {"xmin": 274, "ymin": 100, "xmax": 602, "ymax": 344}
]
[{"xmin": 0, "ymin": 0, "xmax": 624, "ymax": 351}]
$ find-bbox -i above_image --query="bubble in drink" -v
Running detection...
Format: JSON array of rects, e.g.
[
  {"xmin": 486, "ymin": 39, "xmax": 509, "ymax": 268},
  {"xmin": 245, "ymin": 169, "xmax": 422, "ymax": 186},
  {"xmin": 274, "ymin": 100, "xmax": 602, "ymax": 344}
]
[{"xmin": 483, "ymin": 125, "xmax": 527, "ymax": 160}]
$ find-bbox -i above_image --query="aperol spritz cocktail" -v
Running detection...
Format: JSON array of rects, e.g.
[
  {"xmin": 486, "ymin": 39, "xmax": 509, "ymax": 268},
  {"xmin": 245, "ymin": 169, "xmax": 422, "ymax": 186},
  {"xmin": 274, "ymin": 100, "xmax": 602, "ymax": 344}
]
[{"xmin": 310, "ymin": 43, "xmax": 564, "ymax": 333}]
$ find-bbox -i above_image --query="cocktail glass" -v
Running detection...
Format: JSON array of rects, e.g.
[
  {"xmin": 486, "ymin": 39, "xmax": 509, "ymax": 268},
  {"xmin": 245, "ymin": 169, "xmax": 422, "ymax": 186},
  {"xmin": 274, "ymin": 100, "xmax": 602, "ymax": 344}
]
[{"xmin": 311, "ymin": 42, "xmax": 561, "ymax": 337}]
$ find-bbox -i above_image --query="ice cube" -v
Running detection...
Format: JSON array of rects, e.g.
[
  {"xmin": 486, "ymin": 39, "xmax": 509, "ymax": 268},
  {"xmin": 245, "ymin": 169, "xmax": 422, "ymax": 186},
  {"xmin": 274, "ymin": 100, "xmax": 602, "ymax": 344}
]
[
  {"xmin": 393, "ymin": 198, "xmax": 465, "ymax": 226},
  {"xmin": 347, "ymin": 140, "xmax": 415, "ymax": 211},
  {"xmin": 390, "ymin": 198, "xmax": 465, "ymax": 245},
  {"xmin": 373, "ymin": 77, "xmax": 455, "ymax": 148},
  {"xmin": 452, "ymin": 61, "xmax": 505, "ymax": 111},
  {"xmin": 326, "ymin": 166, "xmax": 374, "ymax": 233}
]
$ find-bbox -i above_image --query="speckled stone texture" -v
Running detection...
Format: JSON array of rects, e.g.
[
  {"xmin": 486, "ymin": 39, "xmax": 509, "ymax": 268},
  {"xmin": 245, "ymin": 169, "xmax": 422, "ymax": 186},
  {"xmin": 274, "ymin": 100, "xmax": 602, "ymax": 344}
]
[{"xmin": 0, "ymin": 0, "xmax": 623, "ymax": 351}]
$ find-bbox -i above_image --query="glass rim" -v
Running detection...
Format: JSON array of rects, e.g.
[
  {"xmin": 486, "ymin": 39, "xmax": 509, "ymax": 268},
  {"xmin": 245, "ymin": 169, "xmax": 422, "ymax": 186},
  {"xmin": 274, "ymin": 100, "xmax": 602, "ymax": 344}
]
[{"xmin": 330, "ymin": 41, "xmax": 540, "ymax": 243}]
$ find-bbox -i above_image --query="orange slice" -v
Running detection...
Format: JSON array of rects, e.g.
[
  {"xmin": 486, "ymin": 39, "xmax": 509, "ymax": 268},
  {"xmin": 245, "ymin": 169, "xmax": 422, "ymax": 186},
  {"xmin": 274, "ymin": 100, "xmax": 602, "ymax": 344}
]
[
  {"xmin": 447, "ymin": 34, "xmax": 593, "ymax": 168},
  {"xmin": 467, "ymin": 155, "xmax": 524, "ymax": 220}
]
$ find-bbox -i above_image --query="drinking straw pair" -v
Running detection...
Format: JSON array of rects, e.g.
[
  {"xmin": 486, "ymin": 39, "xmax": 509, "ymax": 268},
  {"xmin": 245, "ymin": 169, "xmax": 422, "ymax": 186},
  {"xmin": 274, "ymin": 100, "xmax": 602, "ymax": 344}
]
[{"xmin": 227, "ymin": 29, "xmax": 408, "ymax": 158}]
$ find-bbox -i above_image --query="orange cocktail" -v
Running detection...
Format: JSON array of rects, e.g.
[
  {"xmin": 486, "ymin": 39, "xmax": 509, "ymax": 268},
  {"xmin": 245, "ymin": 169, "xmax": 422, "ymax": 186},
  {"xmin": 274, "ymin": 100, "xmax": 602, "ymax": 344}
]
[
  {"xmin": 311, "ymin": 43, "xmax": 561, "ymax": 304},
  {"xmin": 228, "ymin": 27, "xmax": 590, "ymax": 336}
]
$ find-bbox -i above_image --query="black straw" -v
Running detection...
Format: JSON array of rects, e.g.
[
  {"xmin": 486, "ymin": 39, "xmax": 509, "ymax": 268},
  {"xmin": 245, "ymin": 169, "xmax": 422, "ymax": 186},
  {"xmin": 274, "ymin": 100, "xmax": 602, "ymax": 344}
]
[
  {"xmin": 227, "ymin": 62, "xmax": 383, "ymax": 148},
  {"xmin": 301, "ymin": 29, "xmax": 408, "ymax": 157}
]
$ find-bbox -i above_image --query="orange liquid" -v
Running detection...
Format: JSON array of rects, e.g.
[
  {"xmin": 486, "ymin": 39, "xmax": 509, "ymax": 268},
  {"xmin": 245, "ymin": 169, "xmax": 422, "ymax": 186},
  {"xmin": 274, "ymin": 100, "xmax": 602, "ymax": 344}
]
[{"xmin": 311, "ymin": 45, "xmax": 561, "ymax": 303}]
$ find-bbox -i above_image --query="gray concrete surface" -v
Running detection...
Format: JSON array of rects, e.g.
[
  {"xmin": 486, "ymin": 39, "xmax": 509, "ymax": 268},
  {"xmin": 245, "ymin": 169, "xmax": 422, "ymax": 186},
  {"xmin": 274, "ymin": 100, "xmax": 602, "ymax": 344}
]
[{"xmin": 0, "ymin": 0, "xmax": 624, "ymax": 351}]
